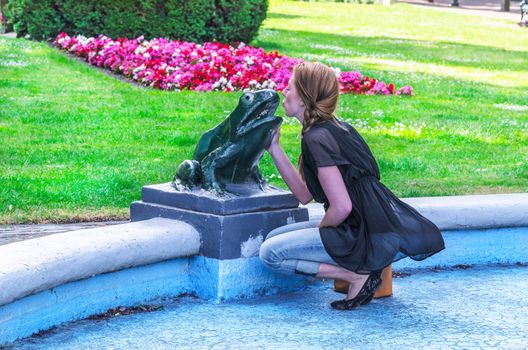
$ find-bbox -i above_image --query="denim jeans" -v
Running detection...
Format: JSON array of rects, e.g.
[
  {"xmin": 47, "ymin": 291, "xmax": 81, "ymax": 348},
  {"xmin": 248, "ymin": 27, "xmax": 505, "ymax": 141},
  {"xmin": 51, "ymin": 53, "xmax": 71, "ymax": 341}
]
[{"xmin": 259, "ymin": 220, "xmax": 339, "ymax": 276}]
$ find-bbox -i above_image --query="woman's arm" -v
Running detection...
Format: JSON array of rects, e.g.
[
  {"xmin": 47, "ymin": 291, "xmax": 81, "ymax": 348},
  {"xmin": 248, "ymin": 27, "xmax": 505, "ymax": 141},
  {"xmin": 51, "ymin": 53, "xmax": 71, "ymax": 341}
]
[
  {"xmin": 317, "ymin": 166, "xmax": 352, "ymax": 228},
  {"xmin": 267, "ymin": 127, "xmax": 313, "ymax": 204}
]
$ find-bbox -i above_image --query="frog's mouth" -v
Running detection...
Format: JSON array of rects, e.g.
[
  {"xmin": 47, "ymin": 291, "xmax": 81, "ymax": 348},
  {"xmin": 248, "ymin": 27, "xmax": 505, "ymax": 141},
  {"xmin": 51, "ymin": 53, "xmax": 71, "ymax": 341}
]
[{"xmin": 238, "ymin": 95, "xmax": 280, "ymax": 136}]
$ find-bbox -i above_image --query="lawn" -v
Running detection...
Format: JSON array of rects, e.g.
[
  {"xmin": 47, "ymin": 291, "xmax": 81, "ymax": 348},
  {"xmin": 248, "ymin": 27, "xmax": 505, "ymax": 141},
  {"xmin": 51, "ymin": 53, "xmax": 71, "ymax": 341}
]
[{"xmin": 0, "ymin": 0, "xmax": 527, "ymax": 223}]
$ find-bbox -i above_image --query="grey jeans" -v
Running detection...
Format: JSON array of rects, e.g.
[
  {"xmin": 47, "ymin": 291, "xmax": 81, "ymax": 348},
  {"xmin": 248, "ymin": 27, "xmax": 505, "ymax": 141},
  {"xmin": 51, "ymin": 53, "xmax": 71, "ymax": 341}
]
[{"xmin": 259, "ymin": 220, "xmax": 339, "ymax": 276}]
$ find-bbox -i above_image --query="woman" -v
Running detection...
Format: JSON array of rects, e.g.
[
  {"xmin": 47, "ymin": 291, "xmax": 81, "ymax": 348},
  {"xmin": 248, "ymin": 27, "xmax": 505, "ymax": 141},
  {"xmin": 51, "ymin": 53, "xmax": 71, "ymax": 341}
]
[{"xmin": 259, "ymin": 62, "xmax": 445, "ymax": 310}]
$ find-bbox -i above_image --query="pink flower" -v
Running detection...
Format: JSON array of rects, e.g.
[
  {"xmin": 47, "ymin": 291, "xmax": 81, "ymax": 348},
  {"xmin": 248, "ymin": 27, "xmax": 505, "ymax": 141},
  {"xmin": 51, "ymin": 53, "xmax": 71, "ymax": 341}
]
[
  {"xmin": 395, "ymin": 86, "xmax": 414, "ymax": 96},
  {"xmin": 53, "ymin": 32, "xmax": 413, "ymax": 95}
]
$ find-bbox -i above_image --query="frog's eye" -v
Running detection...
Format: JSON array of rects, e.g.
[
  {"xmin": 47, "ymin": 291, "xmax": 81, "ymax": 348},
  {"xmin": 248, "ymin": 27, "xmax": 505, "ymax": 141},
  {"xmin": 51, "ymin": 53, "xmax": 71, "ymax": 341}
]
[{"xmin": 243, "ymin": 93, "xmax": 255, "ymax": 104}]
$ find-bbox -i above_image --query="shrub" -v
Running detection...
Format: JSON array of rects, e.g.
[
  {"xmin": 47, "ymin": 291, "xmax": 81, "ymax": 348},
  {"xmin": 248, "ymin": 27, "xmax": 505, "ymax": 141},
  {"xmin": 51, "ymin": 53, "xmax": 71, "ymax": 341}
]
[
  {"xmin": 5, "ymin": 0, "xmax": 64, "ymax": 40},
  {"xmin": 206, "ymin": 0, "xmax": 269, "ymax": 44},
  {"xmin": 4, "ymin": 0, "xmax": 268, "ymax": 43},
  {"xmin": 1, "ymin": 0, "xmax": 14, "ymax": 32}
]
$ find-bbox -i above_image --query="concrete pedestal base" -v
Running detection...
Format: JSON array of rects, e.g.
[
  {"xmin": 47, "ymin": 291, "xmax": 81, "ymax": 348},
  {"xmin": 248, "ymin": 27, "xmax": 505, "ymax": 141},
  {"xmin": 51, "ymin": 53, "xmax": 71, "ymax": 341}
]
[
  {"xmin": 130, "ymin": 182, "xmax": 311, "ymax": 299},
  {"xmin": 190, "ymin": 256, "xmax": 310, "ymax": 301}
]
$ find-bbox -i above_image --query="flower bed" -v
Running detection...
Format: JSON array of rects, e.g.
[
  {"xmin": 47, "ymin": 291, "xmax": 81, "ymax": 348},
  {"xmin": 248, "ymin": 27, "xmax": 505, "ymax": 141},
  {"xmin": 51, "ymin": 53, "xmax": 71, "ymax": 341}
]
[{"xmin": 54, "ymin": 32, "xmax": 413, "ymax": 95}]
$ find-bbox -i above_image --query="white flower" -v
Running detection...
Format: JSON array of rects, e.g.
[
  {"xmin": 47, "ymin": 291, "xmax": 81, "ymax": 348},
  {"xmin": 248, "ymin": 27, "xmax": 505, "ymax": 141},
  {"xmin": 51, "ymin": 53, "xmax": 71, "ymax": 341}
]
[
  {"xmin": 134, "ymin": 46, "xmax": 146, "ymax": 55},
  {"xmin": 245, "ymin": 57, "xmax": 254, "ymax": 65},
  {"xmin": 132, "ymin": 65, "xmax": 146, "ymax": 77},
  {"xmin": 213, "ymin": 77, "xmax": 228, "ymax": 90}
]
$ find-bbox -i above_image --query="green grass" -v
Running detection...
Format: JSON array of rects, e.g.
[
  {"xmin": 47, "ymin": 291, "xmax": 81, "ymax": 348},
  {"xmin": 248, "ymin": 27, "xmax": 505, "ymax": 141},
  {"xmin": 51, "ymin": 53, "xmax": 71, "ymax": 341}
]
[{"xmin": 0, "ymin": 0, "xmax": 527, "ymax": 223}]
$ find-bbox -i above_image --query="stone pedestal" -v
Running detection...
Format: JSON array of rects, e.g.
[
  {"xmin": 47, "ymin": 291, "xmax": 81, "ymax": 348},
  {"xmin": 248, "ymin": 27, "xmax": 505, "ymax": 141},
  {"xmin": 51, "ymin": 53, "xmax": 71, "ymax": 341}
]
[{"xmin": 130, "ymin": 182, "xmax": 311, "ymax": 300}]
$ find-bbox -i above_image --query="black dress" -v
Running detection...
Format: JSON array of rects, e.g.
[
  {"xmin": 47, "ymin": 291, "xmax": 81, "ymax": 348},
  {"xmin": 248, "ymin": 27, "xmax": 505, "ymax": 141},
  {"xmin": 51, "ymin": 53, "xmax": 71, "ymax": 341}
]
[{"xmin": 301, "ymin": 119, "xmax": 445, "ymax": 274}]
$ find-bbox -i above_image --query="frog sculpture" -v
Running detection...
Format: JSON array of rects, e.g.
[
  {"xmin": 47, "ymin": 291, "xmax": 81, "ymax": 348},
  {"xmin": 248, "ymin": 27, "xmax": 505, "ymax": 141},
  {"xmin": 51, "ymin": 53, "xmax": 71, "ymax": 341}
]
[{"xmin": 172, "ymin": 89, "xmax": 282, "ymax": 196}]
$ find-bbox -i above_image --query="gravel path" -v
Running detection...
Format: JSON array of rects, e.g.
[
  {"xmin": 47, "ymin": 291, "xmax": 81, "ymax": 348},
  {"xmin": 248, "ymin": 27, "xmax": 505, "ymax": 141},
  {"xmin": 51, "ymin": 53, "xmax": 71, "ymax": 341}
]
[{"xmin": 0, "ymin": 221, "xmax": 128, "ymax": 246}]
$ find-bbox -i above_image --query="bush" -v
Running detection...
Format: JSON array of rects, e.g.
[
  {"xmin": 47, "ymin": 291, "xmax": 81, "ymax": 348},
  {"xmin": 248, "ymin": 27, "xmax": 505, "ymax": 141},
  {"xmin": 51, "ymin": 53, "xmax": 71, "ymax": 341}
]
[
  {"xmin": 207, "ymin": 0, "xmax": 269, "ymax": 44},
  {"xmin": 4, "ymin": 0, "xmax": 268, "ymax": 43},
  {"xmin": 1, "ymin": 0, "xmax": 13, "ymax": 32},
  {"xmin": 5, "ymin": 0, "xmax": 64, "ymax": 40}
]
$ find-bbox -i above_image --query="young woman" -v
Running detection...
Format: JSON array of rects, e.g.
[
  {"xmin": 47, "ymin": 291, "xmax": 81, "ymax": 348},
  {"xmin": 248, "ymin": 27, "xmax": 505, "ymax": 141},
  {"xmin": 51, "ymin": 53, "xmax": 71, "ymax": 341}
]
[{"xmin": 259, "ymin": 62, "xmax": 445, "ymax": 310}]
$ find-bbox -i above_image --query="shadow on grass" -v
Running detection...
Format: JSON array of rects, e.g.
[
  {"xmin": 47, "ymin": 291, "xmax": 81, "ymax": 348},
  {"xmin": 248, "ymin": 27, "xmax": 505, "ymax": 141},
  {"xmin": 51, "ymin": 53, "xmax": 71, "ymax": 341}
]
[
  {"xmin": 252, "ymin": 28, "xmax": 528, "ymax": 73},
  {"xmin": 265, "ymin": 12, "xmax": 304, "ymax": 20}
]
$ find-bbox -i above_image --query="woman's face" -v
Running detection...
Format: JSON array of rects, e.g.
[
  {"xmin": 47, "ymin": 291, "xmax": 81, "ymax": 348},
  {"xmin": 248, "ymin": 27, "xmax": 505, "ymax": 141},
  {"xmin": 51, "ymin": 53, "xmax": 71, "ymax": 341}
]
[{"xmin": 282, "ymin": 74, "xmax": 305, "ymax": 122}]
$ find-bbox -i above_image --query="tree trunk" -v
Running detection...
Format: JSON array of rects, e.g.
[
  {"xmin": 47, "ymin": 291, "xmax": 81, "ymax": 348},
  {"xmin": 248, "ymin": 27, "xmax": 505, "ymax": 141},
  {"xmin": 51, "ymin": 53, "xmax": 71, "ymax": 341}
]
[
  {"xmin": 1, "ymin": 0, "xmax": 7, "ymax": 34},
  {"xmin": 501, "ymin": 0, "xmax": 510, "ymax": 11}
]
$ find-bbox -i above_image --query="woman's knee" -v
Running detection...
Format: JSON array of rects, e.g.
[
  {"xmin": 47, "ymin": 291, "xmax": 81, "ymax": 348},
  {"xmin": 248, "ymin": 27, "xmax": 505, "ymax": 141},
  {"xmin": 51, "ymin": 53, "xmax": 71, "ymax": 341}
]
[
  {"xmin": 259, "ymin": 239, "xmax": 282, "ymax": 271},
  {"xmin": 265, "ymin": 220, "xmax": 319, "ymax": 241}
]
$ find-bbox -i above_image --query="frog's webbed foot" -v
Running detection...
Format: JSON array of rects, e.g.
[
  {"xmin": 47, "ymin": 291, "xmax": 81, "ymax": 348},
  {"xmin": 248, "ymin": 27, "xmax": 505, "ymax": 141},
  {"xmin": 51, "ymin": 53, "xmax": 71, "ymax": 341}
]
[
  {"xmin": 201, "ymin": 153, "xmax": 227, "ymax": 196},
  {"xmin": 209, "ymin": 179, "xmax": 227, "ymax": 197},
  {"xmin": 258, "ymin": 181, "xmax": 269, "ymax": 192},
  {"xmin": 173, "ymin": 159, "xmax": 202, "ymax": 190},
  {"xmin": 201, "ymin": 167, "xmax": 224, "ymax": 195},
  {"xmin": 210, "ymin": 186, "xmax": 238, "ymax": 198},
  {"xmin": 251, "ymin": 169, "xmax": 268, "ymax": 191}
]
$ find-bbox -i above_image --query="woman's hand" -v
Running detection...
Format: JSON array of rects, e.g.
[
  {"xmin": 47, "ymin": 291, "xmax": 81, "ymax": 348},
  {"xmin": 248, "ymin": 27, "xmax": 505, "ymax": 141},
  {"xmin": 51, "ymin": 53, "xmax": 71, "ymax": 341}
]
[
  {"xmin": 265, "ymin": 124, "xmax": 313, "ymax": 204},
  {"xmin": 267, "ymin": 125, "xmax": 281, "ymax": 153}
]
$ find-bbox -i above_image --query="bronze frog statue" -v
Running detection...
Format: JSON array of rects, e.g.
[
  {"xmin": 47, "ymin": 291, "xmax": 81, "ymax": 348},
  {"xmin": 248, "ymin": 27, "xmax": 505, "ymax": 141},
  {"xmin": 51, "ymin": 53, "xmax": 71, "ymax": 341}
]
[{"xmin": 172, "ymin": 89, "xmax": 282, "ymax": 196}]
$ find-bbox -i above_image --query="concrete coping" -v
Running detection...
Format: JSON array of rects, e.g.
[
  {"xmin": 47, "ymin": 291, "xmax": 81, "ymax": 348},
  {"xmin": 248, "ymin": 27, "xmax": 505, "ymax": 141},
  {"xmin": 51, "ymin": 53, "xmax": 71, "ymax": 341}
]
[
  {"xmin": 304, "ymin": 193, "xmax": 528, "ymax": 230},
  {"xmin": 1, "ymin": 191, "xmax": 527, "ymax": 346},
  {"xmin": 0, "ymin": 218, "xmax": 200, "ymax": 307},
  {"xmin": 1, "ymin": 193, "xmax": 526, "ymax": 310}
]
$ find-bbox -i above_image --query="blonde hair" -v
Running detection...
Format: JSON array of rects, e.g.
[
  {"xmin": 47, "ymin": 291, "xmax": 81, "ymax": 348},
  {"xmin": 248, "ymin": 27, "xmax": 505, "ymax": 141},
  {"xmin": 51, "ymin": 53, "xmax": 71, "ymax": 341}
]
[{"xmin": 293, "ymin": 62, "xmax": 341, "ymax": 177}]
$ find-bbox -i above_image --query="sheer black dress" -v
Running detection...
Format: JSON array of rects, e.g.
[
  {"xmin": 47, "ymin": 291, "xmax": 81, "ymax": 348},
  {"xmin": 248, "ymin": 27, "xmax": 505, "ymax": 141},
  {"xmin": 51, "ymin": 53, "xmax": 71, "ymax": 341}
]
[{"xmin": 301, "ymin": 119, "xmax": 445, "ymax": 274}]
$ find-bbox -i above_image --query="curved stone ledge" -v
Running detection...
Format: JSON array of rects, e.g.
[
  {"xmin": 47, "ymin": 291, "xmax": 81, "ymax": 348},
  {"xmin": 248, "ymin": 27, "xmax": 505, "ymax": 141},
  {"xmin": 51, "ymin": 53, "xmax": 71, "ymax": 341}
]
[
  {"xmin": 305, "ymin": 193, "xmax": 528, "ymax": 230},
  {"xmin": 0, "ymin": 256, "xmax": 308, "ymax": 345},
  {"xmin": 0, "ymin": 259, "xmax": 192, "ymax": 345},
  {"xmin": 394, "ymin": 226, "xmax": 528, "ymax": 270},
  {"xmin": 1, "ymin": 192, "xmax": 527, "ymax": 346},
  {"xmin": 0, "ymin": 218, "xmax": 200, "ymax": 307}
]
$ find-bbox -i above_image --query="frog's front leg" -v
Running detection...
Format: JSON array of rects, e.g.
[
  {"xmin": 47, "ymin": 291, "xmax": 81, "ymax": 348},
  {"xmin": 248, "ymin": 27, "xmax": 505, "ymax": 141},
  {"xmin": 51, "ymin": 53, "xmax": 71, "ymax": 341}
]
[
  {"xmin": 201, "ymin": 143, "xmax": 238, "ymax": 196},
  {"xmin": 251, "ymin": 167, "xmax": 268, "ymax": 191}
]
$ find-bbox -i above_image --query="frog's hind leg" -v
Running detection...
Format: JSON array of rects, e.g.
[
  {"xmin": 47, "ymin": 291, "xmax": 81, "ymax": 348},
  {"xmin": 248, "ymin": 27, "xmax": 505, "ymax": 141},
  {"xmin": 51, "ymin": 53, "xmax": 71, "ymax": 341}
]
[
  {"xmin": 174, "ymin": 159, "xmax": 202, "ymax": 190},
  {"xmin": 201, "ymin": 159, "xmax": 224, "ymax": 195},
  {"xmin": 201, "ymin": 144, "xmax": 237, "ymax": 195}
]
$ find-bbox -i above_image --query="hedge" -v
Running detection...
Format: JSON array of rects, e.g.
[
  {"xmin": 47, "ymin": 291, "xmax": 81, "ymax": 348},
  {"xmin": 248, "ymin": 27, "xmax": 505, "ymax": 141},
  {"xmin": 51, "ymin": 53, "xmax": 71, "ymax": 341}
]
[{"xmin": 4, "ymin": 0, "xmax": 268, "ymax": 43}]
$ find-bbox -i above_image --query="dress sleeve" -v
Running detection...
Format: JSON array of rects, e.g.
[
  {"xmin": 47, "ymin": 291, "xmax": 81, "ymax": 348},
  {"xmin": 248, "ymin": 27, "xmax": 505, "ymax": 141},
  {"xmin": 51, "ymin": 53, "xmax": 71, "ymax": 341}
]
[{"xmin": 302, "ymin": 127, "xmax": 351, "ymax": 168}]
